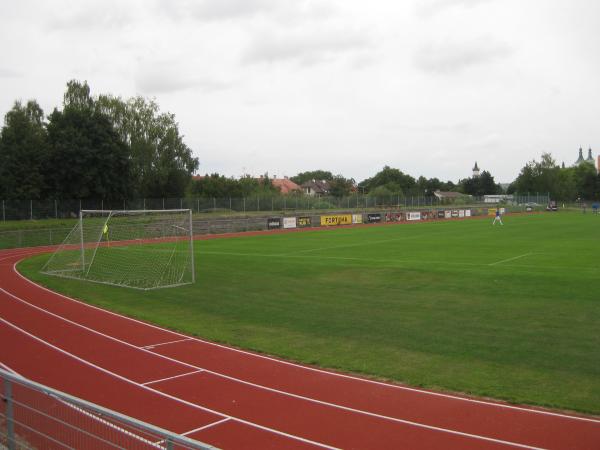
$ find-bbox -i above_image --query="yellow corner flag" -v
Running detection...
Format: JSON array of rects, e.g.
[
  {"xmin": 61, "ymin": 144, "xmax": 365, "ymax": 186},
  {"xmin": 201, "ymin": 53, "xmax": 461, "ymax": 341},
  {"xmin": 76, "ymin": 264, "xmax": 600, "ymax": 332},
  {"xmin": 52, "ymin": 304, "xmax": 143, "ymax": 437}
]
[{"xmin": 103, "ymin": 224, "xmax": 109, "ymax": 235}]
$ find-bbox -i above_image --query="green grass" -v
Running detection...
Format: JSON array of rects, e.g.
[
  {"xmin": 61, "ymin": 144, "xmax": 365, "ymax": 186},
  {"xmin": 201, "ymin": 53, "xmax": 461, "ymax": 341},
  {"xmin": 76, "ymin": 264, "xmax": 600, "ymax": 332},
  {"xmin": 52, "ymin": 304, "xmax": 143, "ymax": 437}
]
[{"xmin": 18, "ymin": 212, "xmax": 600, "ymax": 415}]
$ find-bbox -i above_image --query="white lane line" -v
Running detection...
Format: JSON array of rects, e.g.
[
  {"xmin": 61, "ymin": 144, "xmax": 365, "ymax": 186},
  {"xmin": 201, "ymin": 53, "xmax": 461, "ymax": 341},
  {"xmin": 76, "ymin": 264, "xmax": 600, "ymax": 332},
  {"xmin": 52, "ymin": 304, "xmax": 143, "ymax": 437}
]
[
  {"xmin": 142, "ymin": 338, "xmax": 193, "ymax": 349},
  {"xmin": 9, "ymin": 259, "xmax": 600, "ymax": 425},
  {"xmin": 182, "ymin": 418, "xmax": 231, "ymax": 436},
  {"xmin": 142, "ymin": 370, "xmax": 204, "ymax": 386},
  {"xmin": 0, "ymin": 316, "xmax": 339, "ymax": 450},
  {"xmin": 0, "ymin": 287, "xmax": 550, "ymax": 449},
  {"xmin": 489, "ymin": 253, "xmax": 533, "ymax": 266}
]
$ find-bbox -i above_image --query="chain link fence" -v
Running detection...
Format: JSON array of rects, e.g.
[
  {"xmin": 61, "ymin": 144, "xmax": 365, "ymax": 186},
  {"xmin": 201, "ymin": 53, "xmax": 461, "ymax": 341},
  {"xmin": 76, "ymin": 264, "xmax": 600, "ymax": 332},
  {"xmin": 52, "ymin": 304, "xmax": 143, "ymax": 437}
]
[{"xmin": 0, "ymin": 194, "xmax": 550, "ymax": 222}]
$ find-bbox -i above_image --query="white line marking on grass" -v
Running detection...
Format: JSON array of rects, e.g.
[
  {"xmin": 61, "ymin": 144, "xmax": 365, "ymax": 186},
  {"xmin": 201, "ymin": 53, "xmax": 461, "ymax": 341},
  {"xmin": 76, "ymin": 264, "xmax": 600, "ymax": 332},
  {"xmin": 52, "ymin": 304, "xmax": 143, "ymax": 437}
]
[
  {"xmin": 10, "ymin": 260, "xmax": 600, "ymax": 425},
  {"xmin": 489, "ymin": 253, "xmax": 534, "ymax": 266},
  {"xmin": 142, "ymin": 338, "xmax": 193, "ymax": 349},
  {"xmin": 182, "ymin": 418, "xmax": 231, "ymax": 436},
  {"xmin": 0, "ymin": 288, "xmax": 560, "ymax": 449},
  {"xmin": 142, "ymin": 370, "xmax": 204, "ymax": 386}
]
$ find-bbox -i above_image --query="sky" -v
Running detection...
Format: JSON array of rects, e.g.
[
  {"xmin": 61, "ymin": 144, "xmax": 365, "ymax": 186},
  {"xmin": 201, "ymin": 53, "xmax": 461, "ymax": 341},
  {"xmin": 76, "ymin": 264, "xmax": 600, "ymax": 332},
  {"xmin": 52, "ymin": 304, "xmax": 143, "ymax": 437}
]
[{"xmin": 1, "ymin": 0, "xmax": 599, "ymax": 184}]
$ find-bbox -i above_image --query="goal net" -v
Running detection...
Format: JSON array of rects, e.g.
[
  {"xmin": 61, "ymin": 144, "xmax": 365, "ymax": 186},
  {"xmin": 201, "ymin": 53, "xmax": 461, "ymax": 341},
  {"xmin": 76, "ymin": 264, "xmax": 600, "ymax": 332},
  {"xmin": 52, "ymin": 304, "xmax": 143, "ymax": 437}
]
[{"xmin": 41, "ymin": 209, "xmax": 195, "ymax": 290}]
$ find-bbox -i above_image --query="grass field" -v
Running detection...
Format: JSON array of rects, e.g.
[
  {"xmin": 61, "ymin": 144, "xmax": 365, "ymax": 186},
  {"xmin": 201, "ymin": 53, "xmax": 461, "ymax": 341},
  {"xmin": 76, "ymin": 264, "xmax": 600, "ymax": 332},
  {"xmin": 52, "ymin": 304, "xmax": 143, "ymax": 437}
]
[{"xmin": 19, "ymin": 212, "xmax": 600, "ymax": 415}]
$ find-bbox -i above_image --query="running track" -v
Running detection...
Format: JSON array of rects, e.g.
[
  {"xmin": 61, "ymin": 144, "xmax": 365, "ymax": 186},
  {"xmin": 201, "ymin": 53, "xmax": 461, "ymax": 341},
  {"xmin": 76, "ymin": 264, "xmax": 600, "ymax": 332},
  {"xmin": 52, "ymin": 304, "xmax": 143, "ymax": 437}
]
[{"xmin": 1, "ymin": 243, "xmax": 599, "ymax": 449}]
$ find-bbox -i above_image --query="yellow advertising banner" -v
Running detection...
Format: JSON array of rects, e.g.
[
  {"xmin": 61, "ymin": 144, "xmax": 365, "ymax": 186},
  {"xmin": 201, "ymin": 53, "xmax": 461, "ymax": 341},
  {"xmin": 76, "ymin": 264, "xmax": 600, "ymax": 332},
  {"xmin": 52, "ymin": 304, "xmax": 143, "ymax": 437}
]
[
  {"xmin": 320, "ymin": 214, "xmax": 352, "ymax": 226},
  {"xmin": 488, "ymin": 208, "xmax": 497, "ymax": 216}
]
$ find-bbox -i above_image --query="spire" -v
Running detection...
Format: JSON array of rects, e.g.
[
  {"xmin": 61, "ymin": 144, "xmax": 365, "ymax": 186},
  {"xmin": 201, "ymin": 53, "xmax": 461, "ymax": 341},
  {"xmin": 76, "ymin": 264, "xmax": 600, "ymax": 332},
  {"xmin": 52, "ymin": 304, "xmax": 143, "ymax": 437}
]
[
  {"xmin": 587, "ymin": 147, "xmax": 594, "ymax": 161},
  {"xmin": 472, "ymin": 161, "xmax": 480, "ymax": 177},
  {"xmin": 575, "ymin": 147, "xmax": 584, "ymax": 165}
]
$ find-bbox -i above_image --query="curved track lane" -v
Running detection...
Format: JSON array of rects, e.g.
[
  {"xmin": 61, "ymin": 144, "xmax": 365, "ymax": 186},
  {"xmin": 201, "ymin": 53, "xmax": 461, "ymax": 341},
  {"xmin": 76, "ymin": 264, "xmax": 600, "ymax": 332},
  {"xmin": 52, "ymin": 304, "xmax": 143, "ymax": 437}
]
[{"xmin": 1, "ymin": 245, "xmax": 599, "ymax": 449}]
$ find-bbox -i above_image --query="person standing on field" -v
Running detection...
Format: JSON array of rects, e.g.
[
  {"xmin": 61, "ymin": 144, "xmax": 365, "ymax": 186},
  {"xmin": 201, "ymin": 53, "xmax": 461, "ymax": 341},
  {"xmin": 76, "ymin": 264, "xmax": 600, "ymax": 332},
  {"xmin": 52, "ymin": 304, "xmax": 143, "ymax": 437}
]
[{"xmin": 493, "ymin": 209, "xmax": 503, "ymax": 226}]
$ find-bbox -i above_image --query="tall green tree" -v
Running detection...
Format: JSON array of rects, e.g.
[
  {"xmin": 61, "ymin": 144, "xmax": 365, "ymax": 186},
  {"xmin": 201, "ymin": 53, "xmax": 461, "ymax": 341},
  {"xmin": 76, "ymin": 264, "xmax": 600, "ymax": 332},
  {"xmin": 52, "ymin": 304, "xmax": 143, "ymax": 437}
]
[
  {"xmin": 359, "ymin": 166, "xmax": 416, "ymax": 194},
  {"xmin": 328, "ymin": 174, "xmax": 355, "ymax": 197},
  {"xmin": 96, "ymin": 94, "xmax": 199, "ymax": 197},
  {"xmin": 0, "ymin": 100, "xmax": 48, "ymax": 199},
  {"xmin": 290, "ymin": 170, "xmax": 334, "ymax": 185},
  {"xmin": 45, "ymin": 82, "xmax": 131, "ymax": 200}
]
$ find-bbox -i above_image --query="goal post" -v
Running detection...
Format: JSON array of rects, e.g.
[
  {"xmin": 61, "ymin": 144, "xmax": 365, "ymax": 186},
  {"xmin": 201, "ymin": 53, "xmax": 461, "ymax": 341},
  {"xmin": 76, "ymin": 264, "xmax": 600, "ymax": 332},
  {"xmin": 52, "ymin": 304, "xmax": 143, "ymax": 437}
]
[{"xmin": 41, "ymin": 209, "xmax": 195, "ymax": 290}]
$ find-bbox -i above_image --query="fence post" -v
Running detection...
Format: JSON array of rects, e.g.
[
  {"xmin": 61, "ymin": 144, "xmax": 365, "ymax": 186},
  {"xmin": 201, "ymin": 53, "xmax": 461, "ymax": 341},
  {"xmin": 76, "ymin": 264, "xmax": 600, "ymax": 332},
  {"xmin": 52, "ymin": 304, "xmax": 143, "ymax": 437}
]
[
  {"xmin": 229, "ymin": 197, "xmax": 232, "ymax": 211},
  {"xmin": 257, "ymin": 196, "xmax": 260, "ymax": 211},
  {"xmin": 243, "ymin": 197, "xmax": 246, "ymax": 214},
  {"xmin": 197, "ymin": 198, "xmax": 199, "ymax": 213},
  {"xmin": 79, "ymin": 199, "xmax": 82, "ymax": 214},
  {"xmin": 271, "ymin": 197, "xmax": 274, "ymax": 211},
  {"xmin": 2, "ymin": 199, "xmax": 5, "ymax": 222},
  {"xmin": 55, "ymin": 199, "xmax": 58, "ymax": 219},
  {"xmin": 4, "ymin": 378, "xmax": 15, "ymax": 450},
  {"xmin": 162, "ymin": 198, "xmax": 165, "ymax": 210},
  {"xmin": 30, "ymin": 199, "xmax": 33, "ymax": 220},
  {"xmin": 213, "ymin": 197, "xmax": 216, "ymax": 212}
]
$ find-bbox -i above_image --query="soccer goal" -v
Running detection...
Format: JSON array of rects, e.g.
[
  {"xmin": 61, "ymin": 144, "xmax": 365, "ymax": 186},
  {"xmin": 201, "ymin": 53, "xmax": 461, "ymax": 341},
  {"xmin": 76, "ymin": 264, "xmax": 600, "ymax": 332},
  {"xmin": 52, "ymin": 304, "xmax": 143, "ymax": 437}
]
[{"xmin": 41, "ymin": 209, "xmax": 195, "ymax": 290}]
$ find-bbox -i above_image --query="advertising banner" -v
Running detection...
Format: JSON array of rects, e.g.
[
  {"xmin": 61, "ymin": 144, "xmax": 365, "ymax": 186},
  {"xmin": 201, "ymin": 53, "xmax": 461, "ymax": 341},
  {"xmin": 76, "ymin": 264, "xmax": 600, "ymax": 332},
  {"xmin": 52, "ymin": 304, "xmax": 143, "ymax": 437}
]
[
  {"xmin": 283, "ymin": 217, "xmax": 297, "ymax": 229},
  {"xmin": 451, "ymin": 210, "xmax": 459, "ymax": 218},
  {"xmin": 320, "ymin": 214, "xmax": 352, "ymax": 226},
  {"xmin": 407, "ymin": 212, "xmax": 421, "ymax": 221},
  {"xmin": 444, "ymin": 210, "xmax": 452, "ymax": 219},
  {"xmin": 297, "ymin": 216, "xmax": 312, "ymax": 227},
  {"xmin": 437, "ymin": 210, "xmax": 445, "ymax": 219},
  {"xmin": 458, "ymin": 210, "xmax": 465, "ymax": 218},
  {"xmin": 367, "ymin": 213, "xmax": 382, "ymax": 223},
  {"xmin": 352, "ymin": 214, "xmax": 363, "ymax": 224},
  {"xmin": 385, "ymin": 212, "xmax": 403, "ymax": 222},
  {"xmin": 488, "ymin": 208, "xmax": 497, "ymax": 216},
  {"xmin": 267, "ymin": 217, "xmax": 282, "ymax": 229},
  {"xmin": 465, "ymin": 209, "xmax": 471, "ymax": 217},
  {"xmin": 500, "ymin": 207, "xmax": 506, "ymax": 214}
]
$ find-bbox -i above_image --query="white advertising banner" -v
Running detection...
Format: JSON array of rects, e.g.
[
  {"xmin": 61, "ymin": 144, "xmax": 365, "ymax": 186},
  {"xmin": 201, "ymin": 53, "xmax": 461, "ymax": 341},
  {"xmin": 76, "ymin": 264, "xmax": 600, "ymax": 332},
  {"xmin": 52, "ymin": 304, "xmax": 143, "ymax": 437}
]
[
  {"xmin": 458, "ymin": 210, "xmax": 465, "ymax": 218},
  {"xmin": 500, "ymin": 208, "xmax": 506, "ymax": 214},
  {"xmin": 283, "ymin": 217, "xmax": 297, "ymax": 229},
  {"xmin": 407, "ymin": 212, "xmax": 421, "ymax": 221},
  {"xmin": 352, "ymin": 214, "xmax": 363, "ymax": 224},
  {"xmin": 444, "ymin": 210, "xmax": 452, "ymax": 219},
  {"xmin": 465, "ymin": 209, "xmax": 471, "ymax": 217}
]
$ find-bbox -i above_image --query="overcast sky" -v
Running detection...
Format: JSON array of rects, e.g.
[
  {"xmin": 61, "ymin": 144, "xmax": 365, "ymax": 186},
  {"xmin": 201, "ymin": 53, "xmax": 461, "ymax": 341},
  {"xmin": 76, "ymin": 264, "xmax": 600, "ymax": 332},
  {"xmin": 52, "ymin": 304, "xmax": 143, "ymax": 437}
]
[{"xmin": 1, "ymin": 0, "xmax": 599, "ymax": 184}]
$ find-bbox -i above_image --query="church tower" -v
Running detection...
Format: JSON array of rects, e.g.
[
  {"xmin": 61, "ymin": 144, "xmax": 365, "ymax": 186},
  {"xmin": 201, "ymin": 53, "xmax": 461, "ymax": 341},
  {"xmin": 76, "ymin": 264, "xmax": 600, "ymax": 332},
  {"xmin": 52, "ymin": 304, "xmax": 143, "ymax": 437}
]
[
  {"xmin": 472, "ymin": 162, "xmax": 480, "ymax": 178},
  {"xmin": 575, "ymin": 147, "xmax": 585, "ymax": 165}
]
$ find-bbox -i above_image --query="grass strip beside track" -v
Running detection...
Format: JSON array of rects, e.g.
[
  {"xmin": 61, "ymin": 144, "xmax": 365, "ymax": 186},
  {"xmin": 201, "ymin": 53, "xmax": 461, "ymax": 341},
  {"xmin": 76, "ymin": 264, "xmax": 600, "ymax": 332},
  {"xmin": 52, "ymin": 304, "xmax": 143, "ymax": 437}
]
[{"xmin": 18, "ymin": 212, "xmax": 600, "ymax": 415}]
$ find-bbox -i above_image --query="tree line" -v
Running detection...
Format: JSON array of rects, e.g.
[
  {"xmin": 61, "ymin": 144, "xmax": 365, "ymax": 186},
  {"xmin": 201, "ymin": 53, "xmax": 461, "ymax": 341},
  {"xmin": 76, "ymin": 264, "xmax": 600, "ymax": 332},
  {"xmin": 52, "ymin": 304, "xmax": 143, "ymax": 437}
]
[
  {"xmin": 507, "ymin": 153, "xmax": 600, "ymax": 201},
  {"xmin": 1, "ymin": 80, "xmax": 598, "ymax": 202},
  {"xmin": 0, "ymin": 80, "xmax": 198, "ymax": 201}
]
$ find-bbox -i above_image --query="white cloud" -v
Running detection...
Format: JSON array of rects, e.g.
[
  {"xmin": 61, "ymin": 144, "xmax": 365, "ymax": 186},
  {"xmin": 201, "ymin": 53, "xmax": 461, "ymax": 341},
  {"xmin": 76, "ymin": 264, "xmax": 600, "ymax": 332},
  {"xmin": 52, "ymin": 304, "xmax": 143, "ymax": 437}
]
[
  {"xmin": 242, "ymin": 29, "xmax": 372, "ymax": 66},
  {"xmin": 414, "ymin": 36, "xmax": 512, "ymax": 74},
  {"xmin": 416, "ymin": 0, "xmax": 494, "ymax": 18}
]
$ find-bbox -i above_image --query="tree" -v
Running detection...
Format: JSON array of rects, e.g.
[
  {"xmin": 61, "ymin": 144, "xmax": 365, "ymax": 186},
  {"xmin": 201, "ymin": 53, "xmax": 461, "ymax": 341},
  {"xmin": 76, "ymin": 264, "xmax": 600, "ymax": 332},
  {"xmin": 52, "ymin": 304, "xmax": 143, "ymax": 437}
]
[
  {"xmin": 96, "ymin": 93, "xmax": 199, "ymax": 198},
  {"xmin": 459, "ymin": 170, "xmax": 500, "ymax": 196},
  {"xmin": 0, "ymin": 100, "xmax": 48, "ymax": 199},
  {"xmin": 189, "ymin": 174, "xmax": 243, "ymax": 198},
  {"xmin": 45, "ymin": 87, "xmax": 131, "ymax": 200},
  {"xmin": 359, "ymin": 166, "xmax": 416, "ymax": 194},
  {"xmin": 290, "ymin": 170, "xmax": 334, "ymax": 185},
  {"xmin": 328, "ymin": 175, "xmax": 355, "ymax": 197}
]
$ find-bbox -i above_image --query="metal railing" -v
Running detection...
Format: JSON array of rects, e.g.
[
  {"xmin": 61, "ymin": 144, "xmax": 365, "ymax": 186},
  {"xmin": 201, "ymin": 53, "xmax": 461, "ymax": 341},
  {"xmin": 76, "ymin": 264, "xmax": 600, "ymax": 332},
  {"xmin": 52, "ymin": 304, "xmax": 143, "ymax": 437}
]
[{"xmin": 0, "ymin": 368, "xmax": 217, "ymax": 450}]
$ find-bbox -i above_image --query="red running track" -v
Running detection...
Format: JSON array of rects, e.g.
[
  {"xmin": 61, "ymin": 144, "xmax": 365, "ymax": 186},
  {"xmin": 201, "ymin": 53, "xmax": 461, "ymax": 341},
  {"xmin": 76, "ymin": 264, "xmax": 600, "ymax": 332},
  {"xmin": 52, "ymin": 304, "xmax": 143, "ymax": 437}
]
[{"xmin": 1, "ymin": 245, "xmax": 599, "ymax": 449}]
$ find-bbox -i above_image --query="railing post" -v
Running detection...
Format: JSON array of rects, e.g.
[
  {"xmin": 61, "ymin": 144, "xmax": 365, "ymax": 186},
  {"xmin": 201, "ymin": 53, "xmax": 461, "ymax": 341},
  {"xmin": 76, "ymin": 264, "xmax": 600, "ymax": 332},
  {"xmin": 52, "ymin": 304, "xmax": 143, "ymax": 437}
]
[
  {"xmin": 2, "ymin": 199, "xmax": 5, "ymax": 222},
  {"xmin": 30, "ymin": 199, "xmax": 33, "ymax": 220},
  {"xmin": 4, "ymin": 378, "xmax": 15, "ymax": 450},
  {"xmin": 55, "ymin": 199, "xmax": 58, "ymax": 219}
]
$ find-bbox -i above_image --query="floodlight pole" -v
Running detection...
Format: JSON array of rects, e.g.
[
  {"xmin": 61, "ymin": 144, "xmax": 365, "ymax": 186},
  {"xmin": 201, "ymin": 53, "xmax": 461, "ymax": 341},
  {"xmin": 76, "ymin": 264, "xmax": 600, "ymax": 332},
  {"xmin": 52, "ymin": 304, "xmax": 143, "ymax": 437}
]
[{"xmin": 189, "ymin": 209, "xmax": 195, "ymax": 283}]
